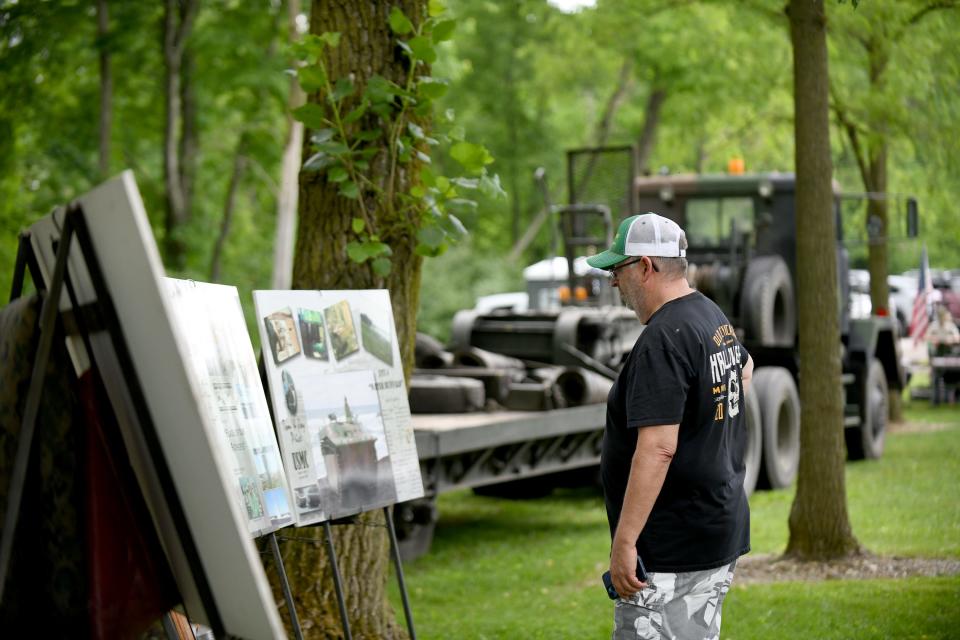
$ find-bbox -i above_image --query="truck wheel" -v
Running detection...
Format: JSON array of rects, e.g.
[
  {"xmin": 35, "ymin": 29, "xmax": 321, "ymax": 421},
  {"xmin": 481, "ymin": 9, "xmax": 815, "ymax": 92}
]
[
  {"xmin": 753, "ymin": 367, "xmax": 800, "ymax": 489},
  {"xmin": 846, "ymin": 358, "xmax": 888, "ymax": 460},
  {"xmin": 393, "ymin": 498, "xmax": 438, "ymax": 561},
  {"xmin": 740, "ymin": 256, "xmax": 796, "ymax": 347},
  {"xmin": 742, "ymin": 386, "xmax": 762, "ymax": 497}
]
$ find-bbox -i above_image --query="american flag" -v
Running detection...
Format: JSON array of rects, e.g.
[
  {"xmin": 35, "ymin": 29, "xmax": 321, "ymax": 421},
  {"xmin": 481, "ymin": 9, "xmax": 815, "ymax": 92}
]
[{"xmin": 909, "ymin": 245, "xmax": 932, "ymax": 343}]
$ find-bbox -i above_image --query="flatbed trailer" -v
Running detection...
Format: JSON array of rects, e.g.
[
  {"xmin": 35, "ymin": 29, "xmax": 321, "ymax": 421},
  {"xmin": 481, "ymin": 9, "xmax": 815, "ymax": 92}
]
[{"xmin": 394, "ymin": 404, "xmax": 606, "ymax": 558}]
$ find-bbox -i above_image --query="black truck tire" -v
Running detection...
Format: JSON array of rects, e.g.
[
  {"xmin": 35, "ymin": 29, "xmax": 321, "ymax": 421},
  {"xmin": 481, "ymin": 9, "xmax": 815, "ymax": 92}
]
[
  {"xmin": 739, "ymin": 256, "xmax": 796, "ymax": 347},
  {"xmin": 742, "ymin": 386, "xmax": 763, "ymax": 497},
  {"xmin": 753, "ymin": 366, "xmax": 800, "ymax": 489},
  {"xmin": 846, "ymin": 358, "xmax": 888, "ymax": 460}
]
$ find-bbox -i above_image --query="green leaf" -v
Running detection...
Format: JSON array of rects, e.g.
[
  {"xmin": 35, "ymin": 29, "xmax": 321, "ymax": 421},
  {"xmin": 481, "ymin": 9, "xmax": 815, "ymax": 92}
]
[
  {"xmin": 415, "ymin": 242, "xmax": 447, "ymax": 258},
  {"xmin": 436, "ymin": 176, "xmax": 451, "ymax": 193},
  {"xmin": 444, "ymin": 213, "xmax": 468, "ymax": 237},
  {"xmin": 408, "ymin": 122, "xmax": 426, "ymax": 140},
  {"xmin": 432, "ymin": 19, "xmax": 456, "ymax": 43},
  {"xmin": 352, "ymin": 217, "xmax": 365, "ymax": 233},
  {"xmin": 340, "ymin": 181, "xmax": 360, "ymax": 199},
  {"xmin": 344, "ymin": 101, "xmax": 367, "ymax": 123},
  {"xmin": 408, "ymin": 36, "xmax": 437, "ymax": 64},
  {"xmin": 428, "ymin": 0, "xmax": 447, "ymax": 17},
  {"xmin": 355, "ymin": 128, "xmax": 383, "ymax": 142},
  {"xmin": 331, "ymin": 77, "xmax": 354, "ymax": 103},
  {"xmin": 347, "ymin": 241, "xmax": 370, "ymax": 263},
  {"xmin": 319, "ymin": 32, "xmax": 341, "ymax": 48},
  {"xmin": 452, "ymin": 177, "xmax": 479, "ymax": 190},
  {"xmin": 480, "ymin": 174, "xmax": 507, "ymax": 200},
  {"xmin": 310, "ymin": 128, "xmax": 336, "ymax": 144},
  {"xmin": 410, "ymin": 185, "xmax": 426, "ymax": 198},
  {"xmin": 329, "ymin": 166, "xmax": 349, "ymax": 183},
  {"xmin": 415, "ymin": 150, "xmax": 431, "ymax": 164},
  {"xmin": 388, "ymin": 7, "xmax": 414, "ymax": 35},
  {"xmin": 418, "ymin": 77, "xmax": 449, "ymax": 100},
  {"xmin": 420, "ymin": 166, "xmax": 437, "ymax": 187},
  {"xmin": 372, "ymin": 257, "xmax": 392, "ymax": 277},
  {"xmin": 293, "ymin": 103, "xmax": 328, "ymax": 129},
  {"xmin": 302, "ymin": 151, "xmax": 336, "ymax": 172},
  {"xmin": 448, "ymin": 125, "xmax": 465, "ymax": 141},
  {"xmin": 418, "ymin": 224, "xmax": 445, "ymax": 248},
  {"xmin": 365, "ymin": 74, "xmax": 401, "ymax": 105},
  {"xmin": 298, "ymin": 65, "xmax": 327, "ymax": 93},
  {"xmin": 316, "ymin": 140, "xmax": 349, "ymax": 155},
  {"xmin": 447, "ymin": 198, "xmax": 478, "ymax": 215},
  {"xmin": 450, "ymin": 141, "xmax": 494, "ymax": 174}
]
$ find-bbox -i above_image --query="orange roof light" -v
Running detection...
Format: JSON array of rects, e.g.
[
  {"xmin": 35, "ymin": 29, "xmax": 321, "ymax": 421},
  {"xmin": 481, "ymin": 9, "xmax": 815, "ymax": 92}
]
[
  {"xmin": 728, "ymin": 157, "xmax": 745, "ymax": 175},
  {"xmin": 574, "ymin": 286, "xmax": 589, "ymax": 302}
]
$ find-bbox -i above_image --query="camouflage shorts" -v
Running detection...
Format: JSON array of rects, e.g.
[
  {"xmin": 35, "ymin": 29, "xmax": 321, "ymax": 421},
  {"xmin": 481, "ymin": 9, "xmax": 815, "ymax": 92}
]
[{"xmin": 612, "ymin": 559, "xmax": 737, "ymax": 640}]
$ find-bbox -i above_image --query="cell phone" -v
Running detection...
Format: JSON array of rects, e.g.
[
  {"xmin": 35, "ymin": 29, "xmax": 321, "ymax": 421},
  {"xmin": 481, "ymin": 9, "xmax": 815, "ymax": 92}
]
[{"xmin": 601, "ymin": 557, "xmax": 649, "ymax": 600}]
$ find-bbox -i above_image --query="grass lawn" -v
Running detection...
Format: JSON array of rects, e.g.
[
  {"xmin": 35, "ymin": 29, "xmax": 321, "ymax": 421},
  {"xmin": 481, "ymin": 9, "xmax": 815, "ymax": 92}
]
[{"xmin": 391, "ymin": 401, "xmax": 960, "ymax": 639}]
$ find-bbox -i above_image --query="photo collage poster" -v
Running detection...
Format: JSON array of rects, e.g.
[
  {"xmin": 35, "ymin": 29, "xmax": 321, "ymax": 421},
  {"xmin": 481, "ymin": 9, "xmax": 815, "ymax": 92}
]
[
  {"xmin": 164, "ymin": 278, "xmax": 294, "ymax": 537},
  {"xmin": 253, "ymin": 290, "xmax": 424, "ymax": 525}
]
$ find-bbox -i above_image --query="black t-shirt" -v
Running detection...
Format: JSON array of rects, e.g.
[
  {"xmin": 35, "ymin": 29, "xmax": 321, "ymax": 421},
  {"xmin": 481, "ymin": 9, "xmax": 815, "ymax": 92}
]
[{"xmin": 601, "ymin": 291, "xmax": 751, "ymax": 573}]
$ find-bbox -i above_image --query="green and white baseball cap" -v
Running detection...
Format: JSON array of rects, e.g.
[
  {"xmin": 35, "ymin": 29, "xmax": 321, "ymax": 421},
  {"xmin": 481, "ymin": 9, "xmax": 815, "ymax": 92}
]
[{"xmin": 585, "ymin": 213, "xmax": 686, "ymax": 270}]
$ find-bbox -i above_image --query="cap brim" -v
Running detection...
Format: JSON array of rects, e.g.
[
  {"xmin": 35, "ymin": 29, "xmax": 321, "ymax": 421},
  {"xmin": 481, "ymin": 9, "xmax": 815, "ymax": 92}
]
[{"xmin": 585, "ymin": 250, "xmax": 628, "ymax": 270}]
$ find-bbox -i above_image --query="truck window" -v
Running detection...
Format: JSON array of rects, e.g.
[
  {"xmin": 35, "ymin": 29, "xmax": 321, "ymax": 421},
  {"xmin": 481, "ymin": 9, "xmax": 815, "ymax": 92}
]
[{"xmin": 684, "ymin": 197, "xmax": 754, "ymax": 246}]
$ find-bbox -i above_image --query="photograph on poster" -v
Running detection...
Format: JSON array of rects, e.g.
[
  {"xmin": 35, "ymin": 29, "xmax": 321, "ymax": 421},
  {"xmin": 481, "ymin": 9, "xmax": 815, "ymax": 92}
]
[
  {"xmin": 163, "ymin": 278, "xmax": 294, "ymax": 537},
  {"xmin": 324, "ymin": 299, "xmax": 360, "ymax": 362},
  {"xmin": 254, "ymin": 289, "xmax": 424, "ymax": 524},
  {"xmin": 298, "ymin": 308, "xmax": 329, "ymax": 360},
  {"xmin": 263, "ymin": 308, "xmax": 301, "ymax": 365},
  {"xmin": 360, "ymin": 312, "xmax": 394, "ymax": 367}
]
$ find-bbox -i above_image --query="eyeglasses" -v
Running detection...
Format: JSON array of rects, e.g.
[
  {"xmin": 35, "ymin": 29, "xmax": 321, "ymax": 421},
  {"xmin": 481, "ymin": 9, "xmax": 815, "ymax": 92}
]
[{"xmin": 609, "ymin": 257, "xmax": 659, "ymax": 278}]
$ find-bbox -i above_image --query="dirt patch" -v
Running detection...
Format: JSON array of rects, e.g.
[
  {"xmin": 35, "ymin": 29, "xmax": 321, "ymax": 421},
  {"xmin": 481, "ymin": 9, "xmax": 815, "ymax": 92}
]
[
  {"xmin": 734, "ymin": 552, "xmax": 960, "ymax": 586},
  {"xmin": 888, "ymin": 419, "xmax": 952, "ymax": 435}
]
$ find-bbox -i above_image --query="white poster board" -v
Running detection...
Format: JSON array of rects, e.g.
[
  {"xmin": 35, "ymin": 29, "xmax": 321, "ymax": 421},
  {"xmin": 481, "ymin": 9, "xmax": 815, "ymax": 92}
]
[
  {"xmin": 163, "ymin": 278, "xmax": 294, "ymax": 537},
  {"xmin": 28, "ymin": 172, "xmax": 286, "ymax": 639},
  {"xmin": 254, "ymin": 290, "xmax": 423, "ymax": 524}
]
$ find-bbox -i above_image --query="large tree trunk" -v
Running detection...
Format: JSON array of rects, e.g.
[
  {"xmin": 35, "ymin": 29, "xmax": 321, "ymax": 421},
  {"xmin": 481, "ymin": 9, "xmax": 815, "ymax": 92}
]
[
  {"xmin": 96, "ymin": 0, "xmax": 111, "ymax": 179},
  {"xmin": 162, "ymin": 0, "xmax": 198, "ymax": 269},
  {"xmin": 785, "ymin": 0, "xmax": 860, "ymax": 561},
  {"xmin": 271, "ymin": 0, "xmax": 305, "ymax": 290},
  {"xmin": 276, "ymin": 2, "xmax": 426, "ymax": 637}
]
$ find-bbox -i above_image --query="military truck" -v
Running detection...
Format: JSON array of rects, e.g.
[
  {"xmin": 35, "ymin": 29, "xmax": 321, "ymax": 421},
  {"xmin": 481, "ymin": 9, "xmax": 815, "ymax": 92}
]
[{"xmin": 395, "ymin": 146, "xmax": 916, "ymax": 558}]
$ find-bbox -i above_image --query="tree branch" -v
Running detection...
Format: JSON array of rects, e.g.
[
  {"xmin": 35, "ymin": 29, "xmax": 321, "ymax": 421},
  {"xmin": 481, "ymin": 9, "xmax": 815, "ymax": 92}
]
[{"xmin": 830, "ymin": 88, "xmax": 870, "ymax": 188}]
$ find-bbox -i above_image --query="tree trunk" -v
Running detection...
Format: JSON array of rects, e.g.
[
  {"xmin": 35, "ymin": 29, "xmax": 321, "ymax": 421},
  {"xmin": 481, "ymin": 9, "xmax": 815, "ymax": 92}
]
[
  {"xmin": 785, "ymin": 0, "xmax": 860, "ymax": 561},
  {"xmin": 210, "ymin": 136, "xmax": 247, "ymax": 282},
  {"xmin": 162, "ymin": 0, "xmax": 198, "ymax": 269},
  {"xmin": 271, "ymin": 0, "xmax": 305, "ymax": 290},
  {"xmin": 179, "ymin": 45, "xmax": 198, "ymax": 224},
  {"xmin": 96, "ymin": 0, "xmax": 111, "ymax": 179},
  {"xmin": 635, "ymin": 86, "xmax": 666, "ymax": 175},
  {"xmin": 277, "ymin": 1, "xmax": 427, "ymax": 637}
]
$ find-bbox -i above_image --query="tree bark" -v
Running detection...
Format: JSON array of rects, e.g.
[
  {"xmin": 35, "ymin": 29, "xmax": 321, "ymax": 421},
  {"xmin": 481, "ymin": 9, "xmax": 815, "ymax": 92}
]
[
  {"xmin": 96, "ymin": 0, "xmax": 111, "ymax": 179},
  {"xmin": 276, "ymin": 2, "xmax": 427, "ymax": 637},
  {"xmin": 785, "ymin": 0, "xmax": 860, "ymax": 561},
  {"xmin": 162, "ymin": 0, "xmax": 198, "ymax": 269},
  {"xmin": 272, "ymin": 0, "xmax": 305, "ymax": 290}
]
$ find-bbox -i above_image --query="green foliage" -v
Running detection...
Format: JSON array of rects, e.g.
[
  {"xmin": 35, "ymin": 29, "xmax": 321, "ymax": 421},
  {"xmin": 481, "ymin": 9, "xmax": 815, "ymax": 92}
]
[
  {"xmin": 416, "ymin": 241, "xmax": 524, "ymax": 342},
  {"xmin": 291, "ymin": 4, "xmax": 502, "ymax": 274}
]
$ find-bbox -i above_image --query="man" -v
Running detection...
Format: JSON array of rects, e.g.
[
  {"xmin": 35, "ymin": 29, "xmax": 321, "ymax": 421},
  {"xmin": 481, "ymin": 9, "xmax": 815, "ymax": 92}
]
[{"xmin": 585, "ymin": 213, "xmax": 754, "ymax": 640}]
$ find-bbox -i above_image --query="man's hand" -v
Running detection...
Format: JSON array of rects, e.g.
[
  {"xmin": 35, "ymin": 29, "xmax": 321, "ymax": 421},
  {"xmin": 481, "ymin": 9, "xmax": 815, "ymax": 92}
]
[{"xmin": 609, "ymin": 540, "xmax": 646, "ymax": 599}]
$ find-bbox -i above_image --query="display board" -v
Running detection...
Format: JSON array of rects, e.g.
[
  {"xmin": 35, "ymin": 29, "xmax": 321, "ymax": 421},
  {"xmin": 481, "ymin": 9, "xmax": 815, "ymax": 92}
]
[
  {"xmin": 163, "ymin": 278, "xmax": 294, "ymax": 537},
  {"xmin": 27, "ymin": 172, "xmax": 286, "ymax": 639},
  {"xmin": 254, "ymin": 290, "xmax": 424, "ymax": 524}
]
